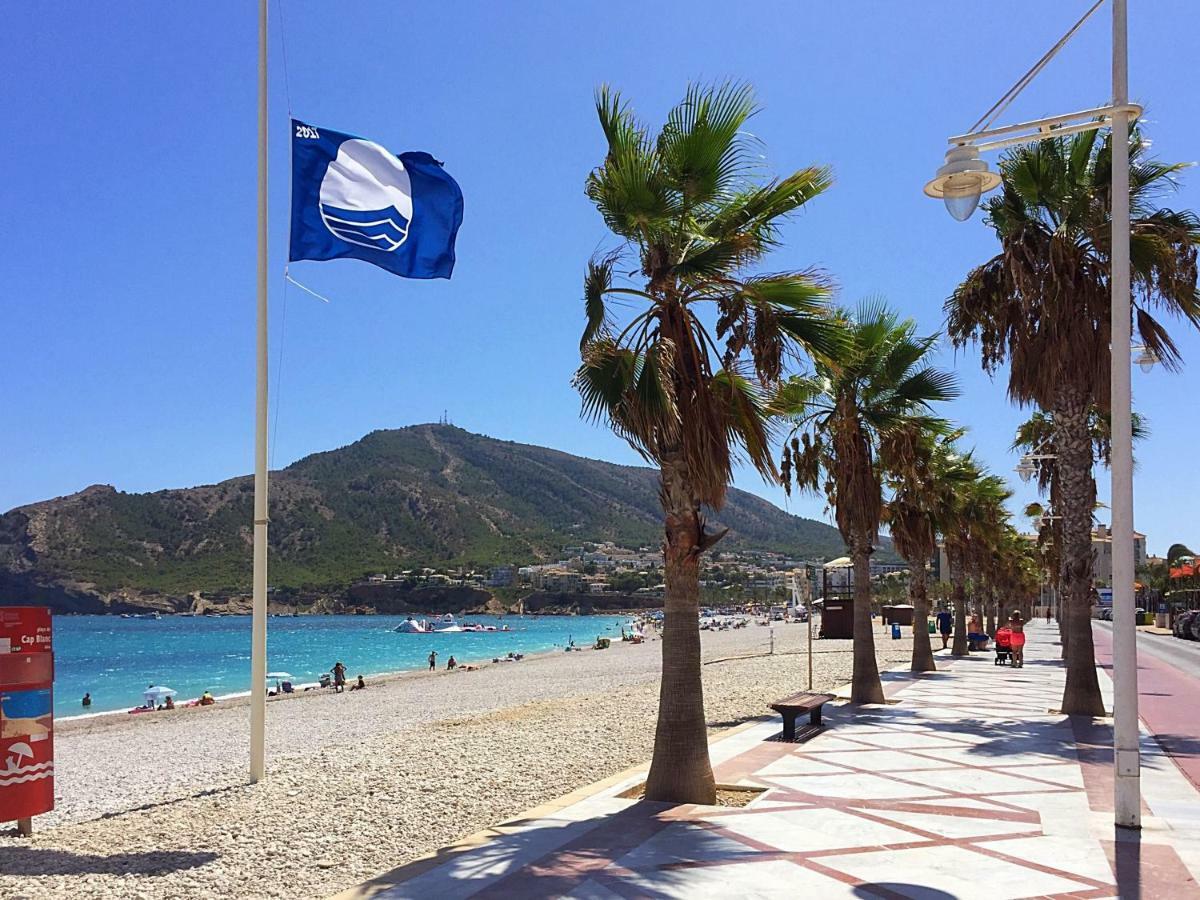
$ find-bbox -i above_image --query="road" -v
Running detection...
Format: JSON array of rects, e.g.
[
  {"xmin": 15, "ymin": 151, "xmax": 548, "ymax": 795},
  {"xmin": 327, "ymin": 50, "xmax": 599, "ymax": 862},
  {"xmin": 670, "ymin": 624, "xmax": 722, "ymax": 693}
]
[
  {"xmin": 1096, "ymin": 619, "xmax": 1200, "ymax": 678},
  {"xmin": 1093, "ymin": 621, "xmax": 1200, "ymax": 792}
]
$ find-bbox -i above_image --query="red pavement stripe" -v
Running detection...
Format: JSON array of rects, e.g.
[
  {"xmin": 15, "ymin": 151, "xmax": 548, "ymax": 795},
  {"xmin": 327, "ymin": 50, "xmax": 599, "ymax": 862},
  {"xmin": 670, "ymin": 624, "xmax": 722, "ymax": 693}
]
[
  {"xmin": 1101, "ymin": 837, "xmax": 1200, "ymax": 899},
  {"xmin": 1092, "ymin": 625, "xmax": 1200, "ymax": 793}
]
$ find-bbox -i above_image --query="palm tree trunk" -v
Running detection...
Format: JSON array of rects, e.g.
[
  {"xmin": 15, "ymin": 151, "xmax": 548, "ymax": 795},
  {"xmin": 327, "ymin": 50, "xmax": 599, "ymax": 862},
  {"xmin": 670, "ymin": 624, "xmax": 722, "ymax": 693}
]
[
  {"xmin": 850, "ymin": 540, "xmax": 886, "ymax": 703},
  {"xmin": 643, "ymin": 454, "xmax": 717, "ymax": 804},
  {"xmin": 909, "ymin": 559, "xmax": 936, "ymax": 672},
  {"xmin": 948, "ymin": 546, "xmax": 968, "ymax": 657},
  {"xmin": 1055, "ymin": 391, "xmax": 1106, "ymax": 716},
  {"xmin": 985, "ymin": 587, "xmax": 997, "ymax": 637}
]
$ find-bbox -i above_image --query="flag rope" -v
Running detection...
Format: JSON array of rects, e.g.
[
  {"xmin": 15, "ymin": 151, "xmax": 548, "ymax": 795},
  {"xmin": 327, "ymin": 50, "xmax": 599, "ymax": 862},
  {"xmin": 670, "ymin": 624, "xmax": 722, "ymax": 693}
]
[
  {"xmin": 274, "ymin": 0, "xmax": 294, "ymax": 118},
  {"xmin": 284, "ymin": 270, "xmax": 333, "ymax": 303}
]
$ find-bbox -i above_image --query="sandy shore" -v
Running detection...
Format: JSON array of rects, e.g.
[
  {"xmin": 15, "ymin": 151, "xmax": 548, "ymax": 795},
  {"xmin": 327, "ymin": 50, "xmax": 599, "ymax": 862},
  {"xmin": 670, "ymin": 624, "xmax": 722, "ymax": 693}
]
[{"xmin": 0, "ymin": 621, "xmax": 914, "ymax": 899}]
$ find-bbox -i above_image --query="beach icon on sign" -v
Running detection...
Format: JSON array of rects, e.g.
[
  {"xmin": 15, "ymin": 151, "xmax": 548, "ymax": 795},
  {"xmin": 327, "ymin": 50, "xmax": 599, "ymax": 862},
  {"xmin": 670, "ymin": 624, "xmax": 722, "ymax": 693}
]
[
  {"xmin": 0, "ymin": 739, "xmax": 52, "ymax": 785},
  {"xmin": 4, "ymin": 742, "xmax": 32, "ymax": 772},
  {"xmin": 318, "ymin": 138, "xmax": 413, "ymax": 252}
]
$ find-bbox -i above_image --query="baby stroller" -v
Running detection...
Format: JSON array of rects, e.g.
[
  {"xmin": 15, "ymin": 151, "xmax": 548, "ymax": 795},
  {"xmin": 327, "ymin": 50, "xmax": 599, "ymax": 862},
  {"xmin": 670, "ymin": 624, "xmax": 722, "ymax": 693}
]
[{"xmin": 994, "ymin": 626, "xmax": 1013, "ymax": 666}]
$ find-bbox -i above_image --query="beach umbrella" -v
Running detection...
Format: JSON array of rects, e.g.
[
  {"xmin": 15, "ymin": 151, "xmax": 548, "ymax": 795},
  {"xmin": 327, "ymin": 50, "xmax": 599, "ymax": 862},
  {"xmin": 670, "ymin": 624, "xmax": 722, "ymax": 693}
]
[
  {"xmin": 144, "ymin": 686, "xmax": 176, "ymax": 706},
  {"xmin": 265, "ymin": 672, "xmax": 292, "ymax": 691}
]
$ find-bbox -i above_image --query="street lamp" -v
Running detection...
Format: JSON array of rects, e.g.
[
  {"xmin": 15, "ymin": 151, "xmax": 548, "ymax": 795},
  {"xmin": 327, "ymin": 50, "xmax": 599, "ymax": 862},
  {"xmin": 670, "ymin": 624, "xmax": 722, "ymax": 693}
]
[
  {"xmin": 1015, "ymin": 448, "xmax": 1056, "ymax": 482},
  {"xmin": 924, "ymin": 0, "xmax": 1142, "ymax": 830},
  {"xmin": 924, "ymin": 145, "xmax": 1002, "ymax": 221},
  {"xmin": 1133, "ymin": 345, "xmax": 1159, "ymax": 373}
]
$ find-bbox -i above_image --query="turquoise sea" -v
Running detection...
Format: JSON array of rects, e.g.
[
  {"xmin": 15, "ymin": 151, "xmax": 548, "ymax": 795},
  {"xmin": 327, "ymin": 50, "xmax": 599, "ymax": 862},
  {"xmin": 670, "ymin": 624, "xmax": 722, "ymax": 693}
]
[{"xmin": 50, "ymin": 613, "xmax": 632, "ymax": 718}]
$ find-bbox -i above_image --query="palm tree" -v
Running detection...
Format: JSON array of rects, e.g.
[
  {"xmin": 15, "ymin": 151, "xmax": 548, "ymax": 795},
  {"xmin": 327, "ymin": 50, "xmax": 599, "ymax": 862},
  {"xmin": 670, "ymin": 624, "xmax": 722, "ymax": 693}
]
[
  {"xmin": 883, "ymin": 425, "xmax": 970, "ymax": 672},
  {"xmin": 1014, "ymin": 409, "xmax": 1148, "ymax": 657},
  {"xmin": 780, "ymin": 302, "xmax": 958, "ymax": 702},
  {"xmin": 576, "ymin": 82, "xmax": 840, "ymax": 804},
  {"xmin": 943, "ymin": 463, "xmax": 1010, "ymax": 657},
  {"xmin": 945, "ymin": 125, "xmax": 1200, "ymax": 716}
]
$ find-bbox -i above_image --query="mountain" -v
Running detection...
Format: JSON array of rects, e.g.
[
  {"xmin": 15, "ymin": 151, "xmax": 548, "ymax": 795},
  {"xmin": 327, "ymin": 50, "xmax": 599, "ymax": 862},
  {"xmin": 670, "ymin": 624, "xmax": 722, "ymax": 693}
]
[{"xmin": 0, "ymin": 424, "xmax": 862, "ymax": 607}]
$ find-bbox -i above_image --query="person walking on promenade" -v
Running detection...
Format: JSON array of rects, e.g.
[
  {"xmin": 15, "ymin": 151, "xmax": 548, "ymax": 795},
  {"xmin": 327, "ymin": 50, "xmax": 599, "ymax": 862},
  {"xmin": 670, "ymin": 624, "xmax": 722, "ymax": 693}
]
[
  {"xmin": 428, "ymin": 650, "xmax": 437, "ymax": 671},
  {"xmin": 1008, "ymin": 612, "xmax": 1027, "ymax": 668},
  {"xmin": 936, "ymin": 608, "xmax": 953, "ymax": 650},
  {"xmin": 332, "ymin": 660, "xmax": 347, "ymax": 693}
]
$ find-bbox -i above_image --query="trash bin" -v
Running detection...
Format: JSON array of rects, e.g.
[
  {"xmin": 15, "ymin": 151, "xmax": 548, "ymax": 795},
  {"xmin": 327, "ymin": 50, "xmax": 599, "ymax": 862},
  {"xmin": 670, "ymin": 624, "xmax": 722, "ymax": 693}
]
[
  {"xmin": 891, "ymin": 623, "xmax": 902, "ymax": 640},
  {"xmin": 927, "ymin": 620, "xmax": 936, "ymax": 634}
]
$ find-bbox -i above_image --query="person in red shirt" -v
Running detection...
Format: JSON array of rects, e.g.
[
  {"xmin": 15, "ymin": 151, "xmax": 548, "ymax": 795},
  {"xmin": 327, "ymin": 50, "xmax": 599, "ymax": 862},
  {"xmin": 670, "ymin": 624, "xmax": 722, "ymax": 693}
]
[{"xmin": 1008, "ymin": 612, "xmax": 1027, "ymax": 668}]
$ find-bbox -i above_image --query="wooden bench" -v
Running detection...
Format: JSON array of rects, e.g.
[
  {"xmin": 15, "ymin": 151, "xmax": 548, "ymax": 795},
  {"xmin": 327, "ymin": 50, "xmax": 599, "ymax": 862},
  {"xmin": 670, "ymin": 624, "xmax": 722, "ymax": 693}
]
[{"xmin": 770, "ymin": 691, "xmax": 836, "ymax": 741}]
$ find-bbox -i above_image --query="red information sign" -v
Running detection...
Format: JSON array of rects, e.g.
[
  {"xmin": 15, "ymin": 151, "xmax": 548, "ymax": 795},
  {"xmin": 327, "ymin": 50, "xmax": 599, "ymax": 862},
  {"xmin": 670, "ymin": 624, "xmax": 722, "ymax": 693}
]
[{"xmin": 0, "ymin": 607, "xmax": 54, "ymax": 824}]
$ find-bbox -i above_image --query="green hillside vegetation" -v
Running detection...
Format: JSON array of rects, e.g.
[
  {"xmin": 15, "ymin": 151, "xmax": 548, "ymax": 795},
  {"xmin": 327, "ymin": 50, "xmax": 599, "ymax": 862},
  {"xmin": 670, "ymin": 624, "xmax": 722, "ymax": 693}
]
[{"xmin": 0, "ymin": 425, "xmax": 863, "ymax": 595}]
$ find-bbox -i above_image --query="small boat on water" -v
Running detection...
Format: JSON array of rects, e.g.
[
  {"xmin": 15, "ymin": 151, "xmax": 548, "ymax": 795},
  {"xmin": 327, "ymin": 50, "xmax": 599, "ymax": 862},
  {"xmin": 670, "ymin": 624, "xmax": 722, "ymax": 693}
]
[
  {"xmin": 395, "ymin": 614, "xmax": 509, "ymax": 634},
  {"xmin": 430, "ymin": 614, "xmax": 463, "ymax": 633}
]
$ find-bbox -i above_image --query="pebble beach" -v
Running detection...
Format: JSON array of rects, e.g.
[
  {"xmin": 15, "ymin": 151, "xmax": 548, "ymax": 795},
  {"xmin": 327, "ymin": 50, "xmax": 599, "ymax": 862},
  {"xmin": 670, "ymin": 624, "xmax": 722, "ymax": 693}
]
[{"xmin": 1, "ymin": 621, "xmax": 914, "ymax": 899}]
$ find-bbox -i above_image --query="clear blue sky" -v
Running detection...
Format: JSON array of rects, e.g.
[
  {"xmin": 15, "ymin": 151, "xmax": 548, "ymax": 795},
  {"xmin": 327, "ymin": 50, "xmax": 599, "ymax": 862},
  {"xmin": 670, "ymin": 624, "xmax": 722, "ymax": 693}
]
[{"xmin": 2, "ymin": 2, "xmax": 1197, "ymax": 555}]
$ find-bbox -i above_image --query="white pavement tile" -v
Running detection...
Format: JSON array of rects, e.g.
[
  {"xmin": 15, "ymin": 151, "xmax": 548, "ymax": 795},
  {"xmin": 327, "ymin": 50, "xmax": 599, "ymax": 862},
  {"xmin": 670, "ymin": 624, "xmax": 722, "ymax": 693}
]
[
  {"xmin": 866, "ymin": 807, "xmax": 1039, "ymax": 840},
  {"xmin": 589, "ymin": 858, "xmax": 852, "ymax": 898},
  {"xmin": 991, "ymin": 833, "xmax": 1117, "ymax": 886},
  {"xmin": 715, "ymin": 806, "xmax": 920, "ymax": 853},
  {"xmin": 758, "ymin": 755, "xmax": 850, "ymax": 777},
  {"xmin": 823, "ymin": 843, "xmax": 1098, "ymax": 898},
  {"xmin": 802, "ymin": 748, "xmax": 959, "ymax": 771},
  {"xmin": 990, "ymin": 762, "xmax": 1085, "ymax": 788},
  {"xmin": 381, "ymin": 815, "xmax": 599, "ymax": 899},
  {"xmin": 613, "ymin": 820, "xmax": 763, "ymax": 869},
  {"xmin": 768, "ymin": 771, "xmax": 947, "ymax": 801}
]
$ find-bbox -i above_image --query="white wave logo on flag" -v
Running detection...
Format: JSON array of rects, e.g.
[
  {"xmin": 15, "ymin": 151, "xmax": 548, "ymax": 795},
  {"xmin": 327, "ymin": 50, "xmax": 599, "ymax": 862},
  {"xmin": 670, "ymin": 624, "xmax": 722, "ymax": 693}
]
[{"xmin": 319, "ymin": 139, "xmax": 414, "ymax": 252}]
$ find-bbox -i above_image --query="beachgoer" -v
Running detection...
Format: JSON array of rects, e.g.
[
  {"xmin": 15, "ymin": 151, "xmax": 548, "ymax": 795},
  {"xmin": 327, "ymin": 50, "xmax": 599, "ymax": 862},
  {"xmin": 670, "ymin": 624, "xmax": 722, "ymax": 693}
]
[
  {"xmin": 164, "ymin": 695, "xmax": 175, "ymax": 710},
  {"xmin": 82, "ymin": 692, "xmax": 92, "ymax": 708},
  {"xmin": 966, "ymin": 614, "xmax": 989, "ymax": 651},
  {"xmin": 350, "ymin": 674, "xmax": 366, "ymax": 691},
  {"xmin": 1008, "ymin": 612, "xmax": 1027, "ymax": 668},
  {"xmin": 428, "ymin": 651, "xmax": 437, "ymax": 671},
  {"xmin": 447, "ymin": 656, "xmax": 457, "ymax": 670},
  {"xmin": 199, "ymin": 691, "xmax": 215, "ymax": 706},
  {"xmin": 935, "ymin": 609, "xmax": 953, "ymax": 649},
  {"xmin": 332, "ymin": 661, "xmax": 347, "ymax": 693}
]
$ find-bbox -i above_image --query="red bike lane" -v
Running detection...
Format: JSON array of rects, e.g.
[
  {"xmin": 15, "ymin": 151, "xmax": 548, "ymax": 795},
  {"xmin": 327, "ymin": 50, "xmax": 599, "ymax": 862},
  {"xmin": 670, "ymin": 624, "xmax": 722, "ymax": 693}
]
[{"xmin": 1092, "ymin": 625, "xmax": 1200, "ymax": 792}]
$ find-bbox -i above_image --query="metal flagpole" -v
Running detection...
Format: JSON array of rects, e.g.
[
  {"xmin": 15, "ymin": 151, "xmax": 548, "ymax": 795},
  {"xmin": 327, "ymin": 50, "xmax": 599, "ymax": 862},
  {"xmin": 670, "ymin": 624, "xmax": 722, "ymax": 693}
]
[
  {"xmin": 1110, "ymin": 0, "xmax": 1140, "ymax": 829},
  {"xmin": 250, "ymin": 0, "xmax": 269, "ymax": 784}
]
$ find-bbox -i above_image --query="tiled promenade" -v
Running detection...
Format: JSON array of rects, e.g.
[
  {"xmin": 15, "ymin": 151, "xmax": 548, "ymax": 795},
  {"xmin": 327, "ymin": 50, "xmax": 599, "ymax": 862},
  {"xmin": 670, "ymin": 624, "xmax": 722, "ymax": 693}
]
[{"xmin": 336, "ymin": 623, "xmax": 1200, "ymax": 899}]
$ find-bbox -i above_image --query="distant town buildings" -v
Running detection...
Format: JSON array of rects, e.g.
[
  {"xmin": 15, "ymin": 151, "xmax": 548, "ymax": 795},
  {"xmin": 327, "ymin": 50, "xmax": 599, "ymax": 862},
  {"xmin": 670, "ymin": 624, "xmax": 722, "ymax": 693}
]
[
  {"xmin": 939, "ymin": 525, "xmax": 1149, "ymax": 588},
  {"xmin": 354, "ymin": 540, "xmax": 908, "ymax": 602}
]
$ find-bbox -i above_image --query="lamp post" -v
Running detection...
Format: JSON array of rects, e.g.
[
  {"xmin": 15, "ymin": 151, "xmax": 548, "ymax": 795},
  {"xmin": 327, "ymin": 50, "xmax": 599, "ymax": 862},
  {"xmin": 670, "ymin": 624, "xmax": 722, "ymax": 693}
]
[{"xmin": 925, "ymin": 0, "xmax": 1140, "ymax": 829}]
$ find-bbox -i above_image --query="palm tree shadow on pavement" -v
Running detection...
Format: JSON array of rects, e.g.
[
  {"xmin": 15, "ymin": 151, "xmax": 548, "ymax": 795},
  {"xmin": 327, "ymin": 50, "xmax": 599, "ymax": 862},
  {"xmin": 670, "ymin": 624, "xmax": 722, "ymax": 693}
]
[{"xmin": 342, "ymin": 802, "xmax": 759, "ymax": 897}]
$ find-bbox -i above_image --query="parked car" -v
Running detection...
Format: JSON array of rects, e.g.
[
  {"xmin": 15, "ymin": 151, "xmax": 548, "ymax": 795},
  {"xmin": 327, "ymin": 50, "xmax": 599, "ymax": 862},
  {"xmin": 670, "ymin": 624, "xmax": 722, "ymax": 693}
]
[{"xmin": 1174, "ymin": 609, "xmax": 1199, "ymax": 640}]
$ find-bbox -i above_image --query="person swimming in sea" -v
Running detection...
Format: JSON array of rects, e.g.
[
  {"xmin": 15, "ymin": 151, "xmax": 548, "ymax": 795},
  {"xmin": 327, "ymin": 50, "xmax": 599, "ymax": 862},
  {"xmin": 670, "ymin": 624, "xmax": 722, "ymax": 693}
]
[{"xmin": 82, "ymin": 692, "xmax": 92, "ymax": 708}]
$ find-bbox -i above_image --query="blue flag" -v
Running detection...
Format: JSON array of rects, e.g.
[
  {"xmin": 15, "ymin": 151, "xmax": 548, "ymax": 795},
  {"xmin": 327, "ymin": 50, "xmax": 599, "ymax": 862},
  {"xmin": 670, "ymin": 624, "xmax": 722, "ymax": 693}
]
[{"xmin": 289, "ymin": 120, "xmax": 463, "ymax": 279}]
